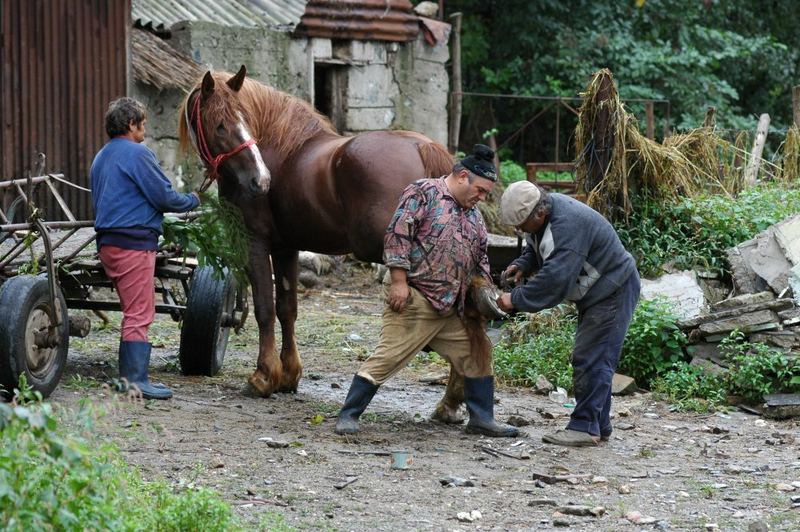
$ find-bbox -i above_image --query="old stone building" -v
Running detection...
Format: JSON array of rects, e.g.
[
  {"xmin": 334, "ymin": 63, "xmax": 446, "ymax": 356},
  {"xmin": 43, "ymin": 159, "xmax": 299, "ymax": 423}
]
[{"xmin": 131, "ymin": 0, "xmax": 451, "ymax": 185}]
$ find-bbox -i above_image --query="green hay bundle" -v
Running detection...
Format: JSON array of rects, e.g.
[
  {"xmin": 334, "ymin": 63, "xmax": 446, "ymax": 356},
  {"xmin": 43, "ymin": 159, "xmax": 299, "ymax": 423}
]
[
  {"xmin": 574, "ymin": 69, "xmax": 731, "ymax": 219},
  {"xmin": 161, "ymin": 193, "xmax": 250, "ymax": 285}
]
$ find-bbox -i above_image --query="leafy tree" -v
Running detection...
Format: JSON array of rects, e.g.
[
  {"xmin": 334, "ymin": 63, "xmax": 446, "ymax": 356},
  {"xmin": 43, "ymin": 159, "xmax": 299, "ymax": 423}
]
[{"xmin": 437, "ymin": 0, "xmax": 799, "ymax": 159}]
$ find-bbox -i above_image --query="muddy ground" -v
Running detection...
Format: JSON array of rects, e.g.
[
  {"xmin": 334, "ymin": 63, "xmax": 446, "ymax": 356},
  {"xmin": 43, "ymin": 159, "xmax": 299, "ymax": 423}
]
[{"xmin": 54, "ymin": 263, "xmax": 799, "ymax": 531}]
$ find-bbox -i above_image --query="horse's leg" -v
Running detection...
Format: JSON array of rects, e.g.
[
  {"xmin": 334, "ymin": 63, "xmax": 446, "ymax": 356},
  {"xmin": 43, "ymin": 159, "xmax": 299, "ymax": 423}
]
[
  {"xmin": 246, "ymin": 239, "xmax": 282, "ymax": 397},
  {"xmin": 432, "ymin": 364, "xmax": 465, "ymax": 424},
  {"xmin": 272, "ymin": 248, "xmax": 302, "ymax": 392}
]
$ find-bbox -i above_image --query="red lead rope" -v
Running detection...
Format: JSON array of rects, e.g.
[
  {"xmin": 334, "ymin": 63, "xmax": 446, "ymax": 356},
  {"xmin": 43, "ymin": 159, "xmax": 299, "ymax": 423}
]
[{"xmin": 192, "ymin": 94, "xmax": 257, "ymax": 192}]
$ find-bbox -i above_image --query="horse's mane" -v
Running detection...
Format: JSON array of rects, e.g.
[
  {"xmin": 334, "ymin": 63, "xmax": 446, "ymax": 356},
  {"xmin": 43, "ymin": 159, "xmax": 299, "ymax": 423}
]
[{"xmin": 178, "ymin": 71, "xmax": 337, "ymax": 160}]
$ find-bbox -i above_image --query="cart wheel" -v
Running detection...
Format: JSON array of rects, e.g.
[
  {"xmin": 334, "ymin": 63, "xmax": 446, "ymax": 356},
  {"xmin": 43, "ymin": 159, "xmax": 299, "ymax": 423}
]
[
  {"xmin": 0, "ymin": 275, "xmax": 69, "ymax": 399},
  {"xmin": 179, "ymin": 266, "xmax": 237, "ymax": 376}
]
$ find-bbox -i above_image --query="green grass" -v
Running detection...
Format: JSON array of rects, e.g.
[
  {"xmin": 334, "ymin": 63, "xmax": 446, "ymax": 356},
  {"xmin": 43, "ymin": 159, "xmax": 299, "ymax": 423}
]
[{"xmin": 0, "ymin": 379, "xmax": 246, "ymax": 532}]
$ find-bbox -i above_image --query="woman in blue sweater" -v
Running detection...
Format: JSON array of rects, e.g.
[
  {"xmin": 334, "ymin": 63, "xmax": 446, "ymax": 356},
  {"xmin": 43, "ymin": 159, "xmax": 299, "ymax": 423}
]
[{"xmin": 91, "ymin": 97, "xmax": 200, "ymax": 399}]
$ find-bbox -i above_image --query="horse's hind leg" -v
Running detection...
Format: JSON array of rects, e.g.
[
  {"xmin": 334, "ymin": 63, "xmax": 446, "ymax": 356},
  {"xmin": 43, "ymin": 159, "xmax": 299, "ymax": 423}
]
[
  {"xmin": 432, "ymin": 364, "xmax": 465, "ymax": 424},
  {"xmin": 273, "ymin": 248, "xmax": 302, "ymax": 392},
  {"xmin": 247, "ymin": 240, "xmax": 283, "ymax": 397}
]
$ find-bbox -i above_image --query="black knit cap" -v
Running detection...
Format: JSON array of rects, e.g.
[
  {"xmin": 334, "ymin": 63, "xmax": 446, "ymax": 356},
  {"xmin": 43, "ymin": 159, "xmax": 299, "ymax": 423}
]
[{"xmin": 460, "ymin": 144, "xmax": 498, "ymax": 182}]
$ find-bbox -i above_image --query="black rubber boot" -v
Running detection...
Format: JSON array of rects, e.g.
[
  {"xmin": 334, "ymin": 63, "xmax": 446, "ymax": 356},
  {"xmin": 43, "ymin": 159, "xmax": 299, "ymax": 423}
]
[
  {"xmin": 464, "ymin": 376, "xmax": 519, "ymax": 438},
  {"xmin": 119, "ymin": 341, "xmax": 173, "ymax": 400},
  {"xmin": 334, "ymin": 374, "xmax": 379, "ymax": 435}
]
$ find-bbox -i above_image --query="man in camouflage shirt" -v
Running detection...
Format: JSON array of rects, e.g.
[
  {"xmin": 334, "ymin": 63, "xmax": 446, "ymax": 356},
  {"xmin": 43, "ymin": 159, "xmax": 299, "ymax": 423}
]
[{"xmin": 334, "ymin": 145, "xmax": 518, "ymax": 438}]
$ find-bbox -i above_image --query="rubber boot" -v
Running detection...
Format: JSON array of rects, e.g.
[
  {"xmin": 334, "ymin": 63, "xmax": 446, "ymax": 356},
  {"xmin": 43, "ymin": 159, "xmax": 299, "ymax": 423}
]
[
  {"xmin": 118, "ymin": 341, "xmax": 168, "ymax": 390},
  {"xmin": 464, "ymin": 376, "xmax": 519, "ymax": 437},
  {"xmin": 334, "ymin": 374, "xmax": 379, "ymax": 435},
  {"xmin": 119, "ymin": 341, "xmax": 173, "ymax": 400}
]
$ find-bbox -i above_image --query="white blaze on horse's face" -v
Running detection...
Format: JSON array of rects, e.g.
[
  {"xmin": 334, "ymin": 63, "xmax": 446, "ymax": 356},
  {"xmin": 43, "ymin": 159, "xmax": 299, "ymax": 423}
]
[{"xmin": 236, "ymin": 112, "xmax": 271, "ymax": 194}]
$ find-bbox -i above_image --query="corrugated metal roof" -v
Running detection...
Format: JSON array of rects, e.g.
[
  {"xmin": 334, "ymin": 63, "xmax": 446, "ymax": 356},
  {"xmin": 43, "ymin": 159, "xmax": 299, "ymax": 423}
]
[
  {"xmin": 131, "ymin": 28, "xmax": 204, "ymax": 90},
  {"xmin": 132, "ymin": 0, "xmax": 308, "ymax": 31},
  {"xmin": 294, "ymin": 0, "xmax": 419, "ymax": 42}
]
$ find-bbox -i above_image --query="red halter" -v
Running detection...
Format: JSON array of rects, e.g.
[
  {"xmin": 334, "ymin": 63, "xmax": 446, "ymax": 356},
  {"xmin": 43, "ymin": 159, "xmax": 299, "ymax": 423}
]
[{"xmin": 191, "ymin": 93, "xmax": 257, "ymax": 192}]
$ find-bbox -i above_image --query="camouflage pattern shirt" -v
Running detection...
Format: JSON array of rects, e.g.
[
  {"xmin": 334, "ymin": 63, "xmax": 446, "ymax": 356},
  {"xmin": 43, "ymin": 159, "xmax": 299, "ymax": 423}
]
[{"xmin": 383, "ymin": 177, "xmax": 492, "ymax": 316}]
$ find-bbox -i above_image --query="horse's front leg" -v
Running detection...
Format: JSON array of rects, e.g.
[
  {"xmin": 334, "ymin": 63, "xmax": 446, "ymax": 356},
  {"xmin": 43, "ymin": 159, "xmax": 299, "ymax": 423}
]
[
  {"xmin": 246, "ymin": 238, "xmax": 282, "ymax": 397},
  {"xmin": 272, "ymin": 248, "xmax": 302, "ymax": 392}
]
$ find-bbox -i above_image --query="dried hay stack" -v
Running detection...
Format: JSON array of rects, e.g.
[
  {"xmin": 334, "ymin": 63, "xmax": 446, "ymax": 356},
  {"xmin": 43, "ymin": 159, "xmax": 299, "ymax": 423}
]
[{"xmin": 574, "ymin": 69, "xmax": 747, "ymax": 220}]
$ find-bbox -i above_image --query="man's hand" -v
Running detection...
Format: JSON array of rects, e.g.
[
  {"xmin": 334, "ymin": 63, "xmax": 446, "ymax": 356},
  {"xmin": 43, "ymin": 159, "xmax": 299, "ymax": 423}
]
[
  {"xmin": 191, "ymin": 191, "xmax": 202, "ymax": 204},
  {"xmin": 387, "ymin": 280, "xmax": 411, "ymax": 312},
  {"xmin": 500, "ymin": 264, "xmax": 524, "ymax": 289},
  {"xmin": 497, "ymin": 292, "xmax": 514, "ymax": 313}
]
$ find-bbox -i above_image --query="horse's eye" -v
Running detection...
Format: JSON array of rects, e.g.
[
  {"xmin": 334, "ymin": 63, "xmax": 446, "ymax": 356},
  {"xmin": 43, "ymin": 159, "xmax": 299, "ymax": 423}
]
[{"xmin": 216, "ymin": 124, "xmax": 227, "ymax": 135}]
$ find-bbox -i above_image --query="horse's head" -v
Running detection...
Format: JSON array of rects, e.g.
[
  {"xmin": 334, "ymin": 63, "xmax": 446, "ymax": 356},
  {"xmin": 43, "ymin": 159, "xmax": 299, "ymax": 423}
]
[{"xmin": 181, "ymin": 65, "xmax": 271, "ymax": 196}]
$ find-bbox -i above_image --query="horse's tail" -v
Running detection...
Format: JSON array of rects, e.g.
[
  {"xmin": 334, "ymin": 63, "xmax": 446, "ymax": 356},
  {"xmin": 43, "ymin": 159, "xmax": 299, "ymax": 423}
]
[
  {"xmin": 418, "ymin": 142, "xmax": 455, "ymax": 178},
  {"xmin": 463, "ymin": 276, "xmax": 494, "ymax": 375}
]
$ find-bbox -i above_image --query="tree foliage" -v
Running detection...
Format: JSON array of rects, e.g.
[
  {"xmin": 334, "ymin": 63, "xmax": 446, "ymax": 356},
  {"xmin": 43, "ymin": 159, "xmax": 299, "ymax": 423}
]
[{"xmin": 440, "ymin": 0, "xmax": 799, "ymax": 156}]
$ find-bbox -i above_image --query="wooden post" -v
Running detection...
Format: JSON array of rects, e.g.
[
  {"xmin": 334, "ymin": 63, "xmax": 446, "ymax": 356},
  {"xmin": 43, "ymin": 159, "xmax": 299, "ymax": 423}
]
[
  {"xmin": 645, "ymin": 101, "xmax": 655, "ymax": 140},
  {"xmin": 448, "ymin": 12, "xmax": 463, "ymax": 154},
  {"xmin": 703, "ymin": 106, "xmax": 716, "ymax": 128},
  {"xmin": 555, "ymin": 101, "xmax": 561, "ymax": 162},
  {"xmin": 744, "ymin": 113, "xmax": 770, "ymax": 186},
  {"xmin": 793, "ymin": 85, "xmax": 800, "ymax": 128}
]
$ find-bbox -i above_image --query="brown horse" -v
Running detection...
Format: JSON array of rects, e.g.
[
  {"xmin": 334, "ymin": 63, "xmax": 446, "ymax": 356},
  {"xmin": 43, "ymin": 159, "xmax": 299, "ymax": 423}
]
[{"xmin": 178, "ymin": 66, "xmax": 466, "ymax": 415}]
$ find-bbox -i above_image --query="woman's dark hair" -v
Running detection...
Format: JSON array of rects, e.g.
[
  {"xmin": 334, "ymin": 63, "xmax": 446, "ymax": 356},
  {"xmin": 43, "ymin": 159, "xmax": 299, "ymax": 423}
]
[{"xmin": 104, "ymin": 97, "xmax": 146, "ymax": 138}]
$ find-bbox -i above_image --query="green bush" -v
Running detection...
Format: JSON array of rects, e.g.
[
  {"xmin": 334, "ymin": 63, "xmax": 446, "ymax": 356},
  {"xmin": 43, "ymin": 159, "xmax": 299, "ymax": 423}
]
[
  {"xmin": 499, "ymin": 160, "xmax": 527, "ymax": 186},
  {"xmin": 616, "ymin": 184, "xmax": 800, "ymax": 277},
  {"xmin": 720, "ymin": 331, "xmax": 800, "ymax": 404},
  {"xmin": 493, "ymin": 309, "xmax": 575, "ymax": 390},
  {"xmin": 0, "ymin": 379, "xmax": 242, "ymax": 532},
  {"xmin": 618, "ymin": 298, "xmax": 688, "ymax": 388},
  {"xmin": 651, "ymin": 361, "xmax": 727, "ymax": 412}
]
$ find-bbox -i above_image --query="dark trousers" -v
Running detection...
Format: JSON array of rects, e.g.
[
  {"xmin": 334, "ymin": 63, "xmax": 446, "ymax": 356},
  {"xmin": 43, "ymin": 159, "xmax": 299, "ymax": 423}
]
[{"xmin": 567, "ymin": 272, "xmax": 640, "ymax": 436}]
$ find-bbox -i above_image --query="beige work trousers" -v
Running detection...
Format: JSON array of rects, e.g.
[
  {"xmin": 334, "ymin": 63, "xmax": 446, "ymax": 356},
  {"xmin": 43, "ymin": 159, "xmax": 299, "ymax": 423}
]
[{"xmin": 357, "ymin": 285, "xmax": 489, "ymax": 385}]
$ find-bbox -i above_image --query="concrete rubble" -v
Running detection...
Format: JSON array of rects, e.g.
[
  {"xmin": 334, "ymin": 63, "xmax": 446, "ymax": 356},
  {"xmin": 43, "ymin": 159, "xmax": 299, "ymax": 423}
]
[{"xmin": 643, "ymin": 215, "xmax": 799, "ymax": 402}]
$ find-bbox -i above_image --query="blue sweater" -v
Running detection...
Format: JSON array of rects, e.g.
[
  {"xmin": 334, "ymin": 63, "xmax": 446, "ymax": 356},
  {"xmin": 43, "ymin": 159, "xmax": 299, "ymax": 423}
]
[
  {"xmin": 91, "ymin": 138, "xmax": 199, "ymax": 250},
  {"xmin": 510, "ymin": 194, "xmax": 637, "ymax": 312}
]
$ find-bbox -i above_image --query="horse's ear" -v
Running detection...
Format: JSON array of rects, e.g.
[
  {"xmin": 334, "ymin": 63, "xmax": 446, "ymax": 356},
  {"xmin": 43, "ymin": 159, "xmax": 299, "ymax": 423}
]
[
  {"xmin": 227, "ymin": 65, "xmax": 247, "ymax": 92},
  {"xmin": 201, "ymin": 71, "xmax": 215, "ymax": 98}
]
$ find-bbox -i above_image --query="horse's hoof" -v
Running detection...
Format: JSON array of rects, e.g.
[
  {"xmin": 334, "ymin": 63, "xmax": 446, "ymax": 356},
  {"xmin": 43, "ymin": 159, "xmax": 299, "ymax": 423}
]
[
  {"xmin": 248, "ymin": 372, "xmax": 276, "ymax": 398},
  {"xmin": 431, "ymin": 402, "xmax": 464, "ymax": 424}
]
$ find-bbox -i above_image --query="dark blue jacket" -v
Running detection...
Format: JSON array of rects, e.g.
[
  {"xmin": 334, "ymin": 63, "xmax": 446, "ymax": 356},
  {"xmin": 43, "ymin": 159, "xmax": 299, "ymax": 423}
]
[
  {"xmin": 91, "ymin": 138, "xmax": 199, "ymax": 250},
  {"xmin": 510, "ymin": 194, "xmax": 637, "ymax": 312}
]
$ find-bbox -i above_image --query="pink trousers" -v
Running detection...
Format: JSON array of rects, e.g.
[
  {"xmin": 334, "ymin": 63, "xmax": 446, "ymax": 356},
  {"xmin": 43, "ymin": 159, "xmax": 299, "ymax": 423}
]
[{"xmin": 99, "ymin": 246, "xmax": 156, "ymax": 342}]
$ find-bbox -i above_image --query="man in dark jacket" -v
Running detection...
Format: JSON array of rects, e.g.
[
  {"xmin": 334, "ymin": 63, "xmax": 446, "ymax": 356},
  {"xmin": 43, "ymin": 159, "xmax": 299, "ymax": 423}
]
[
  {"xmin": 91, "ymin": 97, "xmax": 200, "ymax": 399},
  {"xmin": 497, "ymin": 181, "xmax": 640, "ymax": 446}
]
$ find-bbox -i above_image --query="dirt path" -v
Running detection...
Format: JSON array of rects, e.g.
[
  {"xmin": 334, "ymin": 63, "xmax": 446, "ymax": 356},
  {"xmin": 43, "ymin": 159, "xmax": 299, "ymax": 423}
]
[{"xmin": 54, "ymin": 265, "xmax": 799, "ymax": 531}]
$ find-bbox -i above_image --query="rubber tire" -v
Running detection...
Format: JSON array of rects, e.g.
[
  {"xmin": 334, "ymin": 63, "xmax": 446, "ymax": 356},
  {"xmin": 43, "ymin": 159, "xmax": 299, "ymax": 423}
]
[
  {"xmin": 179, "ymin": 266, "xmax": 236, "ymax": 376},
  {"xmin": 0, "ymin": 275, "xmax": 69, "ymax": 399}
]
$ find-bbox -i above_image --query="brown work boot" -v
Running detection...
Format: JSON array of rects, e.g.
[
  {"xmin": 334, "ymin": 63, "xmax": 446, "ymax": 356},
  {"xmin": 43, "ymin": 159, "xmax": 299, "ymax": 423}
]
[{"xmin": 542, "ymin": 429, "xmax": 599, "ymax": 447}]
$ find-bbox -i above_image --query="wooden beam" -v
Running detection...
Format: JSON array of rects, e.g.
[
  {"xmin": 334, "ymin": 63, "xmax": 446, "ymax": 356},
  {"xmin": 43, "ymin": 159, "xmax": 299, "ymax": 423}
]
[
  {"xmin": 744, "ymin": 113, "xmax": 770, "ymax": 187},
  {"xmin": 448, "ymin": 12, "xmax": 463, "ymax": 154},
  {"xmin": 645, "ymin": 101, "xmax": 655, "ymax": 140},
  {"xmin": 793, "ymin": 85, "xmax": 800, "ymax": 128}
]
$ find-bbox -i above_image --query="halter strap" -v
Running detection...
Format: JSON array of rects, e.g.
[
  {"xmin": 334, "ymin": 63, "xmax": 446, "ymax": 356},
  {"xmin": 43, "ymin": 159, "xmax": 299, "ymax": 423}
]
[{"xmin": 189, "ymin": 91, "xmax": 257, "ymax": 192}]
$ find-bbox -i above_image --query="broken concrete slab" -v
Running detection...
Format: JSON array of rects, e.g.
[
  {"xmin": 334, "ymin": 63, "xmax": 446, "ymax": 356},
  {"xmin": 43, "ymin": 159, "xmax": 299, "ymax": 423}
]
[
  {"xmin": 690, "ymin": 357, "xmax": 727, "ymax": 376},
  {"xmin": 698, "ymin": 309, "xmax": 779, "ymax": 336},
  {"xmin": 679, "ymin": 299, "xmax": 793, "ymax": 330},
  {"xmin": 748, "ymin": 330, "xmax": 799, "ymax": 349},
  {"xmin": 688, "ymin": 342, "xmax": 728, "ymax": 367},
  {"xmin": 790, "ymin": 264, "xmax": 800, "ymax": 306},
  {"xmin": 772, "ymin": 214, "xmax": 800, "ymax": 265},
  {"xmin": 728, "ymin": 244, "xmax": 770, "ymax": 295},
  {"xmin": 641, "ymin": 271, "xmax": 707, "ymax": 319},
  {"xmin": 762, "ymin": 394, "xmax": 800, "ymax": 420},
  {"xmin": 611, "ymin": 373, "xmax": 637, "ymax": 395},
  {"xmin": 742, "ymin": 228, "xmax": 793, "ymax": 294},
  {"xmin": 711, "ymin": 291, "xmax": 774, "ymax": 311}
]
